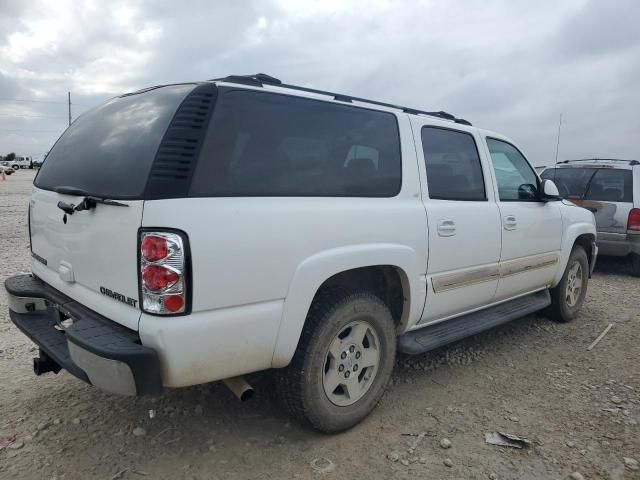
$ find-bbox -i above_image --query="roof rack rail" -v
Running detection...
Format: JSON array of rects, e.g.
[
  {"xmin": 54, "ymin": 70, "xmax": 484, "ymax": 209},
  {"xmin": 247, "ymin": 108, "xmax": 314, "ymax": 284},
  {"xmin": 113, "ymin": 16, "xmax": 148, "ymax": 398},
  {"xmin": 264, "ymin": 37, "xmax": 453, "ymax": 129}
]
[
  {"xmin": 560, "ymin": 158, "xmax": 640, "ymax": 165},
  {"xmin": 210, "ymin": 73, "xmax": 472, "ymax": 126}
]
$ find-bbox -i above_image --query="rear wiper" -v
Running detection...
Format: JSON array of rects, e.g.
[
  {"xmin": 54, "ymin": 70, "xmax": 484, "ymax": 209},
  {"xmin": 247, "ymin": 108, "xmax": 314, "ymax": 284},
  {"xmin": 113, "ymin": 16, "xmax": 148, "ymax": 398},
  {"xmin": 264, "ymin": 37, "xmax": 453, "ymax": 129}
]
[
  {"xmin": 54, "ymin": 186, "xmax": 90, "ymax": 196},
  {"xmin": 55, "ymin": 186, "xmax": 128, "ymax": 215}
]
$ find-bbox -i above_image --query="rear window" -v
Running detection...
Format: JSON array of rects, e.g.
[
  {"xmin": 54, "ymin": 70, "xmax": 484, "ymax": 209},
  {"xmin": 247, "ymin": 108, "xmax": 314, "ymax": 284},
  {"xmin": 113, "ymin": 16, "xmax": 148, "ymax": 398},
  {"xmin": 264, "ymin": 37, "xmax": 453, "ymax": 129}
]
[
  {"xmin": 542, "ymin": 167, "xmax": 633, "ymax": 202},
  {"xmin": 189, "ymin": 89, "xmax": 402, "ymax": 197},
  {"xmin": 585, "ymin": 169, "xmax": 633, "ymax": 202},
  {"xmin": 35, "ymin": 84, "xmax": 196, "ymax": 199},
  {"xmin": 541, "ymin": 168, "xmax": 596, "ymax": 198}
]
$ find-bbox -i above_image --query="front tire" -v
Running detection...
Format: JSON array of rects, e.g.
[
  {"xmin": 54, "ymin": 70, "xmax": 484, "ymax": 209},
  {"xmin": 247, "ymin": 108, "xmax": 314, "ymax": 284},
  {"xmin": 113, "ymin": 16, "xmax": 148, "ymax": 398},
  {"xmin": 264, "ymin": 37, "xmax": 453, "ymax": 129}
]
[
  {"xmin": 276, "ymin": 290, "xmax": 396, "ymax": 433},
  {"xmin": 549, "ymin": 245, "xmax": 589, "ymax": 322}
]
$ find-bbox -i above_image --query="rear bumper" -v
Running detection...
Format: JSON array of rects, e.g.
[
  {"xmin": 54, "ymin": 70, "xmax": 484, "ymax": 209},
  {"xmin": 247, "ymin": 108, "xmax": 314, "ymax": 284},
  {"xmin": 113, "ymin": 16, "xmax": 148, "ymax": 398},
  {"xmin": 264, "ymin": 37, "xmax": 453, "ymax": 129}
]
[
  {"xmin": 596, "ymin": 232, "xmax": 640, "ymax": 257},
  {"xmin": 4, "ymin": 274, "xmax": 162, "ymax": 396}
]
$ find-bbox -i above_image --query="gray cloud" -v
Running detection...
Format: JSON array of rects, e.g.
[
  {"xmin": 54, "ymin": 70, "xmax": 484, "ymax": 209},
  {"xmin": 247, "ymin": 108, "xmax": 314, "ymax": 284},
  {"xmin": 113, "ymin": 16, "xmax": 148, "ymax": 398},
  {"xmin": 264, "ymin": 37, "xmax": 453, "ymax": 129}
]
[{"xmin": 0, "ymin": 0, "xmax": 638, "ymax": 164}]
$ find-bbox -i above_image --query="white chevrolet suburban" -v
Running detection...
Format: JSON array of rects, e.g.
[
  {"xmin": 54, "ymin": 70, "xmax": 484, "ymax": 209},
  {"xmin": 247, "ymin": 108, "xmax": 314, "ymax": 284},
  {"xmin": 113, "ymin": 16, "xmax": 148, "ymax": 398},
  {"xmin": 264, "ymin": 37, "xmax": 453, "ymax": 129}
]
[{"xmin": 5, "ymin": 74, "xmax": 597, "ymax": 432}]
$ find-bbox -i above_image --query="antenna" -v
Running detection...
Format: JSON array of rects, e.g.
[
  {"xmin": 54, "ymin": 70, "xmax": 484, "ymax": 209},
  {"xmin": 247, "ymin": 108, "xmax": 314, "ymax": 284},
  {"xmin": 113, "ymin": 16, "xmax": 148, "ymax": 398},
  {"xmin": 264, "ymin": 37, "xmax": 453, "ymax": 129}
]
[
  {"xmin": 553, "ymin": 113, "xmax": 562, "ymax": 165},
  {"xmin": 552, "ymin": 113, "xmax": 563, "ymax": 186}
]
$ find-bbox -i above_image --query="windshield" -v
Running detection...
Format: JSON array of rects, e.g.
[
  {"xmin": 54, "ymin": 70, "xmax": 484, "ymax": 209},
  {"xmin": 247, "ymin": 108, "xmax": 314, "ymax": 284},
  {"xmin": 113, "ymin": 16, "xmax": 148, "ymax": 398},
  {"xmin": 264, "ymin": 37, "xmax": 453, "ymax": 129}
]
[{"xmin": 34, "ymin": 84, "xmax": 196, "ymax": 199}]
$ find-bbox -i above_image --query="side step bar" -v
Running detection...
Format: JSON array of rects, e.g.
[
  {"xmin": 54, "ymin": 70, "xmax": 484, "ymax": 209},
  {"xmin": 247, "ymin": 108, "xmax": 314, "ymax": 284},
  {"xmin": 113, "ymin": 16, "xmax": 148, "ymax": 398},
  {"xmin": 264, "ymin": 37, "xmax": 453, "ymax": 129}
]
[{"xmin": 398, "ymin": 290, "xmax": 551, "ymax": 355}]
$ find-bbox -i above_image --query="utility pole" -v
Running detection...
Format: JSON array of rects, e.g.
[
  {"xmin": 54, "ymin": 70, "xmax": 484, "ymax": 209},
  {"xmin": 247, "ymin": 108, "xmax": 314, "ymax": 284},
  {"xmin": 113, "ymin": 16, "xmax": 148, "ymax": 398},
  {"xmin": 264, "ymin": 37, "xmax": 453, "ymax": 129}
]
[{"xmin": 68, "ymin": 91, "xmax": 71, "ymax": 126}]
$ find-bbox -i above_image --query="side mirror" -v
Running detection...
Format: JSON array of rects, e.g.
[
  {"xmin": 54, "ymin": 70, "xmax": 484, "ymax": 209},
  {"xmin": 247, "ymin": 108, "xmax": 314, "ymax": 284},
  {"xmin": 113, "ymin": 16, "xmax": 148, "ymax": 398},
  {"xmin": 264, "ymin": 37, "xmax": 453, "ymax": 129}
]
[{"xmin": 541, "ymin": 179, "xmax": 560, "ymax": 201}]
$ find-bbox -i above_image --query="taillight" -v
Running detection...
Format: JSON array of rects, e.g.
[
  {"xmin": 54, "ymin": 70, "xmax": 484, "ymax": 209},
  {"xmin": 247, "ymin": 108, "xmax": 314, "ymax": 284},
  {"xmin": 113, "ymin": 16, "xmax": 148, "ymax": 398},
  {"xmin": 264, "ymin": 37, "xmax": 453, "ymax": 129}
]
[
  {"xmin": 628, "ymin": 208, "xmax": 640, "ymax": 232},
  {"xmin": 139, "ymin": 231, "xmax": 189, "ymax": 315},
  {"xmin": 141, "ymin": 235, "xmax": 169, "ymax": 262},
  {"xmin": 142, "ymin": 265, "xmax": 179, "ymax": 291}
]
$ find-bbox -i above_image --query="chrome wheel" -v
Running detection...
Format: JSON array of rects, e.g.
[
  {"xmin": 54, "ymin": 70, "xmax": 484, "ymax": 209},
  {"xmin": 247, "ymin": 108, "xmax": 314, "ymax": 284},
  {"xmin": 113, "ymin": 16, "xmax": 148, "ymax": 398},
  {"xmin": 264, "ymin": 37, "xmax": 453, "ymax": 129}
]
[
  {"xmin": 322, "ymin": 320, "xmax": 380, "ymax": 406},
  {"xmin": 565, "ymin": 261, "xmax": 583, "ymax": 307}
]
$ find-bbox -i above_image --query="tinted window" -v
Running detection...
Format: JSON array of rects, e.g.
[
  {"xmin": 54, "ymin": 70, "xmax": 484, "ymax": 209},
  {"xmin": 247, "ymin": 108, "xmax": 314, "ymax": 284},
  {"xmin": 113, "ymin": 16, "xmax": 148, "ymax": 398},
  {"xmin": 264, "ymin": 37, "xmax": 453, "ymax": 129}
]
[
  {"xmin": 541, "ymin": 167, "xmax": 596, "ymax": 198},
  {"xmin": 421, "ymin": 127, "xmax": 486, "ymax": 201},
  {"xmin": 190, "ymin": 90, "xmax": 401, "ymax": 197},
  {"xmin": 487, "ymin": 138, "xmax": 538, "ymax": 201},
  {"xmin": 585, "ymin": 169, "xmax": 633, "ymax": 202},
  {"xmin": 35, "ymin": 84, "xmax": 196, "ymax": 198}
]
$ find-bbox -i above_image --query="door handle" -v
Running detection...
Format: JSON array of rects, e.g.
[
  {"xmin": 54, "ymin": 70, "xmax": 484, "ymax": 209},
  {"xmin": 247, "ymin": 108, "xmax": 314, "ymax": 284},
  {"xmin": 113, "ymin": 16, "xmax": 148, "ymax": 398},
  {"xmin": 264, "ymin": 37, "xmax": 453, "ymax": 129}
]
[
  {"xmin": 437, "ymin": 219, "xmax": 456, "ymax": 237},
  {"xmin": 503, "ymin": 215, "xmax": 517, "ymax": 230}
]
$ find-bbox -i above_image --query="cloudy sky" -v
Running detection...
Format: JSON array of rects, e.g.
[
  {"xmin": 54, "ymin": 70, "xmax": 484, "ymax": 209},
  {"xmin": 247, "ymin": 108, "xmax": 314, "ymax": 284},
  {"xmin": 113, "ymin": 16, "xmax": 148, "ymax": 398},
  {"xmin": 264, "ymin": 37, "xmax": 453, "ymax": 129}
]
[{"xmin": 0, "ymin": 0, "xmax": 638, "ymax": 165}]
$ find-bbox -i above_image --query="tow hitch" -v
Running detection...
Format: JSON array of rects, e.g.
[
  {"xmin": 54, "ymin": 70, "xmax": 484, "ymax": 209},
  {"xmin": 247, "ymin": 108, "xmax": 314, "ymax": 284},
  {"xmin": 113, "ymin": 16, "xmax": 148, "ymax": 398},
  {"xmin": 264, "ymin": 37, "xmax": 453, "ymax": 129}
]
[{"xmin": 33, "ymin": 350, "xmax": 61, "ymax": 376}]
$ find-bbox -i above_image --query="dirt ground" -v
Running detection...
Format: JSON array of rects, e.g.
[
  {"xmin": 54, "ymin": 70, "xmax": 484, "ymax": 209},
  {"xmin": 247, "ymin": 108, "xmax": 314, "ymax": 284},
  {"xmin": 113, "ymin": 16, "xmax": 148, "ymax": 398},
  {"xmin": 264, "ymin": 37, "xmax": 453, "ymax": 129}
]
[{"xmin": 1, "ymin": 170, "xmax": 638, "ymax": 480}]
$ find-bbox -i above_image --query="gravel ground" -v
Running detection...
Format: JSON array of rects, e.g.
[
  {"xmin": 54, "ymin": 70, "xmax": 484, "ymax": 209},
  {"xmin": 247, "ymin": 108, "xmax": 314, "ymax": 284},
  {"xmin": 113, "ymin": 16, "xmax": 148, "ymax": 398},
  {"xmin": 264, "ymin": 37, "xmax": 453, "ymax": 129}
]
[{"xmin": 1, "ymin": 170, "xmax": 639, "ymax": 480}]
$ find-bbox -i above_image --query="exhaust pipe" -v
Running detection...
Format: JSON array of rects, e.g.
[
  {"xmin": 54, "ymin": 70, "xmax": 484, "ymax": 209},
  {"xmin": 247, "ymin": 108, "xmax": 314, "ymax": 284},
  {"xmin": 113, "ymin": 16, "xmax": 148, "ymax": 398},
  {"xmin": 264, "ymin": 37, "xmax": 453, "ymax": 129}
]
[
  {"xmin": 33, "ymin": 350, "xmax": 61, "ymax": 376},
  {"xmin": 223, "ymin": 376, "xmax": 254, "ymax": 401}
]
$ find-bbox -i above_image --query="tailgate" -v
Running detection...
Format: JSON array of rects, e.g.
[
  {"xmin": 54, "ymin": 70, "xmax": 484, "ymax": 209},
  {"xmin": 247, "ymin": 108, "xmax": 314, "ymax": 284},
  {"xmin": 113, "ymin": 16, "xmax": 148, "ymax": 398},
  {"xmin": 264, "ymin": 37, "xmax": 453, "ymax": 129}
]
[
  {"xmin": 30, "ymin": 187, "xmax": 143, "ymax": 330},
  {"xmin": 26, "ymin": 83, "xmax": 201, "ymax": 331}
]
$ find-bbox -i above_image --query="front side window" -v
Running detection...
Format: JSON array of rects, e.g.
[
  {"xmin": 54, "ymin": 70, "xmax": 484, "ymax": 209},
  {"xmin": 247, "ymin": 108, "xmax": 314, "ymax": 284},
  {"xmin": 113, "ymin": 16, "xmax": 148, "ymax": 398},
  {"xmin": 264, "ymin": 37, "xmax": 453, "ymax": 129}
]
[
  {"xmin": 487, "ymin": 138, "xmax": 538, "ymax": 201},
  {"xmin": 421, "ymin": 127, "xmax": 486, "ymax": 201},
  {"xmin": 190, "ymin": 90, "xmax": 402, "ymax": 197}
]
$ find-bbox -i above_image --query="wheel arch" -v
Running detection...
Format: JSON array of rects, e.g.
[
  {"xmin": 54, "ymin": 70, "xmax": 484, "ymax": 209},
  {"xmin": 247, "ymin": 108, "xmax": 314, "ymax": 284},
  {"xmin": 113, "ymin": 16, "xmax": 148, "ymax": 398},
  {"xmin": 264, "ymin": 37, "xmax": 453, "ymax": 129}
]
[
  {"xmin": 271, "ymin": 244, "xmax": 425, "ymax": 368},
  {"xmin": 553, "ymin": 224, "xmax": 596, "ymax": 286}
]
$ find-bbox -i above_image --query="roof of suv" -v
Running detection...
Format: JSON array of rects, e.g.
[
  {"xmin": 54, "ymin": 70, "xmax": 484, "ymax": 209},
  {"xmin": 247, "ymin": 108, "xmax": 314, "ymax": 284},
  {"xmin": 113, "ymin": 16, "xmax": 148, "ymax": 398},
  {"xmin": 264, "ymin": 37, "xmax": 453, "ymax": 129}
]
[{"xmin": 554, "ymin": 158, "xmax": 640, "ymax": 170}]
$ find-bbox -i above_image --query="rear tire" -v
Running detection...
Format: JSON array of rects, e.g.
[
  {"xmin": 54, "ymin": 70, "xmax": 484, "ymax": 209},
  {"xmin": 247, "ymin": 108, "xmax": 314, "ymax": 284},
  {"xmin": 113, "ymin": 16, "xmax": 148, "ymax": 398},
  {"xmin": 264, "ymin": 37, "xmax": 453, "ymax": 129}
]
[
  {"xmin": 275, "ymin": 289, "xmax": 396, "ymax": 433},
  {"xmin": 630, "ymin": 254, "xmax": 640, "ymax": 277},
  {"xmin": 549, "ymin": 245, "xmax": 588, "ymax": 322}
]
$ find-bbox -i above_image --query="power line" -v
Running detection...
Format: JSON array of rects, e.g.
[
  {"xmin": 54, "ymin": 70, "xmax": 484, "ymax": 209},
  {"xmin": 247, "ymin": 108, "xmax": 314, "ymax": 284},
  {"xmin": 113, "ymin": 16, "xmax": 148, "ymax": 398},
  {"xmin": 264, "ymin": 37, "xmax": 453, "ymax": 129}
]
[
  {"xmin": 0, "ymin": 113, "xmax": 68, "ymax": 119},
  {"xmin": 0, "ymin": 97, "xmax": 89, "ymax": 106},
  {"xmin": 0, "ymin": 97, "xmax": 68, "ymax": 104},
  {"xmin": 0, "ymin": 128, "xmax": 64, "ymax": 133}
]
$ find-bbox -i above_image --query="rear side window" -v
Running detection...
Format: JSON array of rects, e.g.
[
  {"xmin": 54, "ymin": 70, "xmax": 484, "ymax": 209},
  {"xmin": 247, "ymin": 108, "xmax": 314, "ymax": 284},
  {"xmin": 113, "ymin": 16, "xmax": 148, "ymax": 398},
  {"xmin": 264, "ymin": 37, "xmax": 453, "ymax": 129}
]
[
  {"xmin": 421, "ymin": 127, "xmax": 486, "ymax": 201},
  {"xmin": 35, "ymin": 84, "xmax": 196, "ymax": 199},
  {"xmin": 585, "ymin": 169, "xmax": 633, "ymax": 202},
  {"xmin": 190, "ymin": 89, "xmax": 402, "ymax": 197},
  {"xmin": 541, "ymin": 168, "xmax": 597, "ymax": 198}
]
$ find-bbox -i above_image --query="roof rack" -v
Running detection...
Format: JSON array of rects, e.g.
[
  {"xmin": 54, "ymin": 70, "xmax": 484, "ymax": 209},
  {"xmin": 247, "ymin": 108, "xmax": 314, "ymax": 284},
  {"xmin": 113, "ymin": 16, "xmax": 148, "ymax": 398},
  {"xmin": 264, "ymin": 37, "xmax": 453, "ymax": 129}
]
[
  {"xmin": 209, "ymin": 73, "xmax": 472, "ymax": 126},
  {"xmin": 559, "ymin": 158, "xmax": 640, "ymax": 166}
]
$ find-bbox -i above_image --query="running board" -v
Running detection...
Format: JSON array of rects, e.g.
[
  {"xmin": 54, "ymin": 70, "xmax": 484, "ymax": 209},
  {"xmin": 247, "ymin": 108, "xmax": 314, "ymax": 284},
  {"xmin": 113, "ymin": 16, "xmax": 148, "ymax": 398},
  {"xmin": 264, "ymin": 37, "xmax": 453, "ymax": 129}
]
[{"xmin": 398, "ymin": 290, "xmax": 551, "ymax": 355}]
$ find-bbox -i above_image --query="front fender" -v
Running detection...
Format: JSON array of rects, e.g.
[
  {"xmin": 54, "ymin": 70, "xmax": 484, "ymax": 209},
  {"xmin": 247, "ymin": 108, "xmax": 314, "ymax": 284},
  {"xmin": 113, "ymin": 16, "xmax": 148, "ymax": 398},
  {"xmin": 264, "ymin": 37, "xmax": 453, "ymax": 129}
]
[
  {"xmin": 553, "ymin": 222, "xmax": 596, "ymax": 286},
  {"xmin": 271, "ymin": 243, "xmax": 425, "ymax": 368}
]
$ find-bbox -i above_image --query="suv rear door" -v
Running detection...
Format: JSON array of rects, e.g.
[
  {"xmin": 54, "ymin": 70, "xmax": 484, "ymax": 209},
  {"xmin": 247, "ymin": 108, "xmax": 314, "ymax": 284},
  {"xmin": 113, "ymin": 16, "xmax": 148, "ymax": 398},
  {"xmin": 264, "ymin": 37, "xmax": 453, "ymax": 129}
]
[
  {"xmin": 582, "ymin": 168, "xmax": 633, "ymax": 234},
  {"xmin": 30, "ymin": 84, "xmax": 196, "ymax": 330},
  {"xmin": 412, "ymin": 120, "xmax": 502, "ymax": 324}
]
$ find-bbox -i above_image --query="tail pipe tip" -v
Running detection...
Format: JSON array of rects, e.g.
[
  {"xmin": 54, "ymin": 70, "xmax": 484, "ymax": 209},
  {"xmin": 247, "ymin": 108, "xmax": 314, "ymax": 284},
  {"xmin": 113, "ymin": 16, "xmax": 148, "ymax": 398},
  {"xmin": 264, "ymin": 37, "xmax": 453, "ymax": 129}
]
[{"xmin": 222, "ymin": 376, "xmax": 254, "ymax": 402}]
